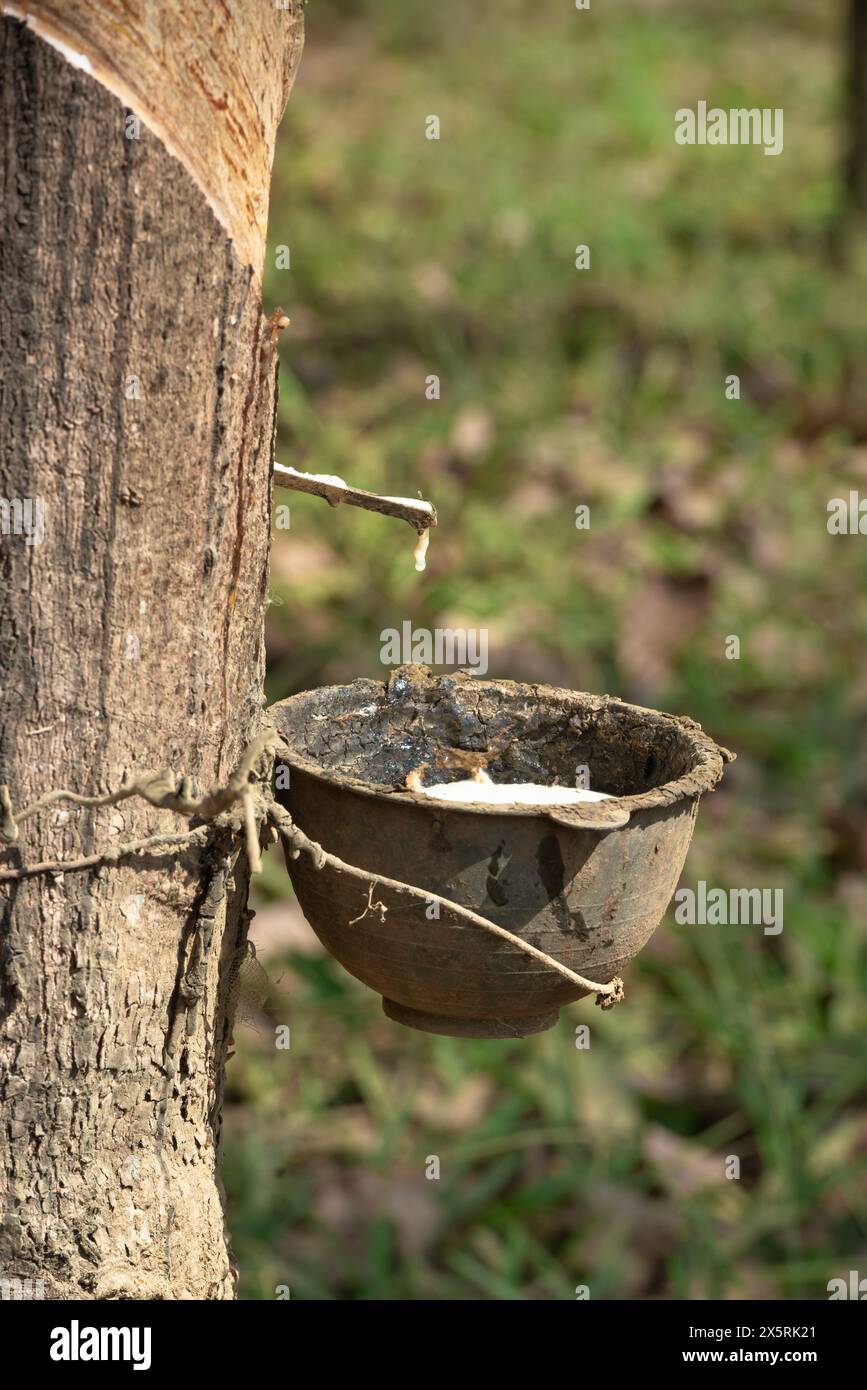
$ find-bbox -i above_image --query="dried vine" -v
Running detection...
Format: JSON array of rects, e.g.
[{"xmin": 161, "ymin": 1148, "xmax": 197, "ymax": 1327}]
[{"xmin": 0, "ymin": 732, "xmax": 280, "ymax": 881}]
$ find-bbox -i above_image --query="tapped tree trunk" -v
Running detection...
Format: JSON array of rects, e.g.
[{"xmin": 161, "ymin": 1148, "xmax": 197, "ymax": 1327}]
[{"xmin": 0, "ymin": 1, "xmax": 303, "ymax": 1299}]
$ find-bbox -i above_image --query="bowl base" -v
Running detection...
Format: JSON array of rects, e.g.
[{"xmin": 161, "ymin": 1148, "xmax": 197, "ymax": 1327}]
[{"xmin": 382, "ymin": 998, "xmax": 560, "ymax": 1039}]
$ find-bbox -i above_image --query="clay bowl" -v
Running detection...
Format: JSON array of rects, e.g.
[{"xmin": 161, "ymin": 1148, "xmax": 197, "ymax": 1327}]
[{"xmin": 270, "ymin": 665, "xmax": 731, "ymax": 1038}]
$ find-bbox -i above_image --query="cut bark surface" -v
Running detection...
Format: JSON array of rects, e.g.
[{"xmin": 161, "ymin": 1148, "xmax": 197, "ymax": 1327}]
[{"xmin": 2, "ymin": 0, "xmax": 304, "ymax": 273}]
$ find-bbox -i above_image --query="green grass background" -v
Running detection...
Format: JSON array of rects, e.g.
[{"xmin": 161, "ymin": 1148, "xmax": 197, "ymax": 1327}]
[{"xmin": 222, "ymin": 0, "xmax": 867, "ymax": 1299}]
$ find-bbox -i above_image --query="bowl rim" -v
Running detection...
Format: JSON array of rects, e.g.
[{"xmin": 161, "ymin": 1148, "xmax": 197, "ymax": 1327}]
[{"xmin": 268, "ymin": 673, "xmax": 733, "ymax": 823}]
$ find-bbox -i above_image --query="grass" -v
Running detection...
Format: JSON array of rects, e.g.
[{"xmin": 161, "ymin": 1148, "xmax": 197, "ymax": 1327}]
[{"xmin": 221, "ymin": 0, "xmax": 867, "ymax": 1299}]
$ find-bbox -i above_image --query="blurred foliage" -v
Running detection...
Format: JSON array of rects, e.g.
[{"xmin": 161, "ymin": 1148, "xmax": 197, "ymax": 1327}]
[{"xmin": 223, "ymin": 0, "xmax": 867, "ymax": 1299}]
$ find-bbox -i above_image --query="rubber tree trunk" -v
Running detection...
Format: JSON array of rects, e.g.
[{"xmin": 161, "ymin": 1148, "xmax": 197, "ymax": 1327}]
[{"xmin": 0, "ymin": 2, "xmax": 303, "ymax": 1299}]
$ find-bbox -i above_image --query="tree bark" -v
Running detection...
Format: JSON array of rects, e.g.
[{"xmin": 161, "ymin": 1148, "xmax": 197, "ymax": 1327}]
[{"xmin": 0, "ymin": 1, "xmax": 303, "ymax": 1299}]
